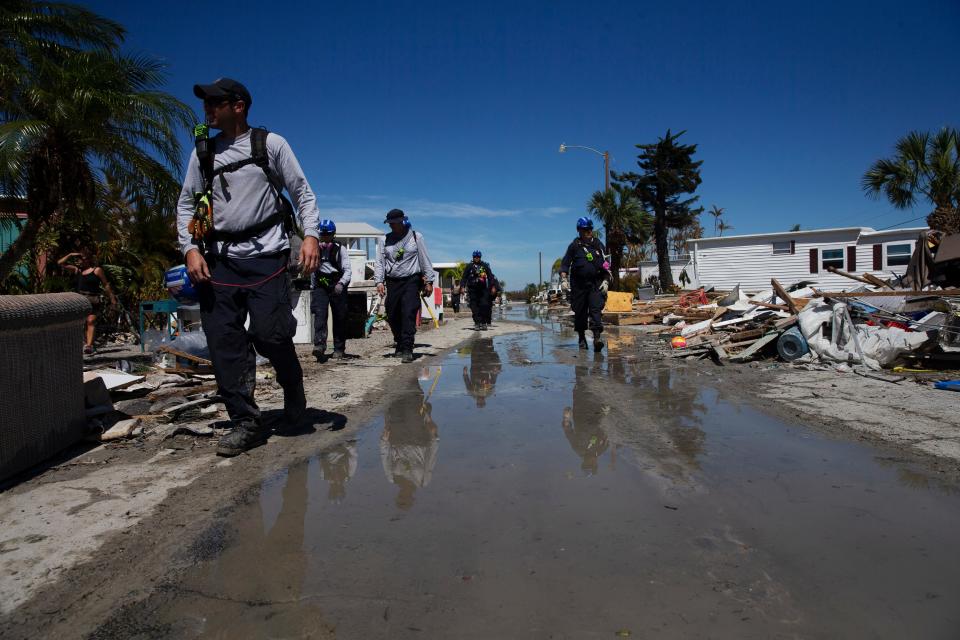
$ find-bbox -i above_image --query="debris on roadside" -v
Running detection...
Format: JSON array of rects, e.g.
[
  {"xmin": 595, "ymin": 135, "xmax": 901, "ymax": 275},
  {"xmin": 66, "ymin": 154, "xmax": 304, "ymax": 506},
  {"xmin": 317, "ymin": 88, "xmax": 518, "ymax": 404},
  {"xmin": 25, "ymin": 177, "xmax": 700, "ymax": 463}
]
[{"xmin": 632, "ymin": 277, "xmax": 960, "ymax": 384}]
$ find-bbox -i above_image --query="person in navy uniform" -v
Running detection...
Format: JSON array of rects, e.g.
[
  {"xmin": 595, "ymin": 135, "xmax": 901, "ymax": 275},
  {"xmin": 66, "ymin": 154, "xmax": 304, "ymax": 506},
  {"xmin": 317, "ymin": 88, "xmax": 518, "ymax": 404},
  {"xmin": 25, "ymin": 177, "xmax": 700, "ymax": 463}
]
[
  {"xmin": 559, "ymin": 217, "xmax": 610, "ymax": 351},
  {"xmin": 460, "ymin": 250, "xmax": 498, "ymax": 331},
  {"xmin": 310, "ymin": 219, "xmax": 352, "ymax": 361}
]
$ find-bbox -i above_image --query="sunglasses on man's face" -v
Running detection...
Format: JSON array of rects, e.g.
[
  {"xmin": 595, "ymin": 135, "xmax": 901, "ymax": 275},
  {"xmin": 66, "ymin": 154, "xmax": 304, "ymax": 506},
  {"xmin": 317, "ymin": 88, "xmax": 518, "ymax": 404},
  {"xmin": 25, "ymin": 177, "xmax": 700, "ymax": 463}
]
[{"xmin": 203, "ymin": 97, "xmax": 236, "ymax": 108}]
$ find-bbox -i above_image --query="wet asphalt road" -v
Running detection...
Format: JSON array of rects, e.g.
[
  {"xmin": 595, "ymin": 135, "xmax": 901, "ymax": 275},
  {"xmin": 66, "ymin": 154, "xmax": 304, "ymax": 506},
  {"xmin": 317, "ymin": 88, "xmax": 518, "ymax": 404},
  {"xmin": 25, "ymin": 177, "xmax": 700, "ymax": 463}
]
[{"xmin": 92, "ymin": 308, "xmax": 960, "ymax": 639}]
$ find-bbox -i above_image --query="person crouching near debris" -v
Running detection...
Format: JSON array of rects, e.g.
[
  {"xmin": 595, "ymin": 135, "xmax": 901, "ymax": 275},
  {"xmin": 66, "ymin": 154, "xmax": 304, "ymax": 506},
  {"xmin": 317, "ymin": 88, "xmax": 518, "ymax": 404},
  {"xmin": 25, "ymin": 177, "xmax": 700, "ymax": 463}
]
[
  {"xmin": 559, "ymin": 216, "xmax": 610, "ymax": 352},
  {"xmin": 177, "ymin": 77, "xmax": 321, "ymax": 456},
  {"xmin": 374, "ymin": 209, "xmax": 435, "ymax": 363},
  {"xmin": 310, "ymin": 219, "xmax": 351, "ymax": 362},
  {"xmin": 460, "ymin": 250, "xmax": 498, "ymax": 331}
]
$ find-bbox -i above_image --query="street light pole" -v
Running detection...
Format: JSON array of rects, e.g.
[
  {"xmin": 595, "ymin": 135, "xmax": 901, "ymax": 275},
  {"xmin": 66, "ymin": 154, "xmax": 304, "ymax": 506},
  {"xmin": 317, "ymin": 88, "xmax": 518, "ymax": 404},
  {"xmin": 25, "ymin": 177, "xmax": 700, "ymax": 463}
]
[{"xmin": 559, "ymin": 143, "xmax": 610, "ymax": 192}]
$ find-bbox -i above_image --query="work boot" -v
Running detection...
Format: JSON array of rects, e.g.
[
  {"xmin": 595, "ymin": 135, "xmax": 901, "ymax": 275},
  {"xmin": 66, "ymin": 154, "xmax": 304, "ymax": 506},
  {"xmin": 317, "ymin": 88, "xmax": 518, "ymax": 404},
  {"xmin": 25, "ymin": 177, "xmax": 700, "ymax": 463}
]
[
  {"xmin": 401, "ymin": 350, "xmax": 414, "ymax": 363},
  {"xmin": 332, "ymin": 349, "xmax": 345, "ymax": 360},
  {"xmin": 216, "ymin": 420, "xmax": 268, "ymax": 457},
  {"xmin": 283, "ymin": 384, "xmax": 307, "ymax": 426},
  {"xmin": 312, "ymin": 346, "xmax": 325, "ymax": 362},
  {"xmin": 593, "ymin": 331, "xmax": 604, "ymax": 352},
  {"xmin": 578, "ymin": 332, "xmax": 588, "ymax": 350},
  {"xmin": 480, "ymin": 323, "xmax": 488, "ymax": 331},
  {"xmin": 474, "ymin": 322, "xmax": 482, "ymax": 331}
]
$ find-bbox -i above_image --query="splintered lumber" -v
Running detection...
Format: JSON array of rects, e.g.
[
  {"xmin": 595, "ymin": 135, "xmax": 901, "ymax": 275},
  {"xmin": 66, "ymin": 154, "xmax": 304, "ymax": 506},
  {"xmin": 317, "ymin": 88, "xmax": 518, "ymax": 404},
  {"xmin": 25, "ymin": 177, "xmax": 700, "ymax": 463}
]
[
  {"xmin": 729, "ymin": 332, "xmax": 781, "ymax": 361},
  {"xmin": 813, "ymin": 288, "xmax": 960, "ymax": 298},
  {"xmin": 602, "ymin": 312, "xmax": 657, "ymax": 326},
  {"xmin": 727, "ymin": 328, "xmax": 764, "ymax": 343},
  {"xmin": 826, "ymin": 266, "xmax": 874, "ymax": 286},
  {"xmin": 862, "ymin": 273, "xmax": 895, "ymax": 290},
  {"xmin": 771, "ymin": 278, "xmax": 800, "ymax": 314},
  {"xmin": 751, "ymin": 300, "xmax": 791, "ymax": 312}
]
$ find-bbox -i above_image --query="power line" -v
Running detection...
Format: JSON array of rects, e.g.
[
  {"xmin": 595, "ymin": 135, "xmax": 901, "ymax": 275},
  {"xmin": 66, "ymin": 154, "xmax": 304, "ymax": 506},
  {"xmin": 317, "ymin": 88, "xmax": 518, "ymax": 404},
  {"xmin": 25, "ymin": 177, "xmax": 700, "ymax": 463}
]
[{"xmin": 877, "ymin": 214, "xmax": 927, "ymax": 231}]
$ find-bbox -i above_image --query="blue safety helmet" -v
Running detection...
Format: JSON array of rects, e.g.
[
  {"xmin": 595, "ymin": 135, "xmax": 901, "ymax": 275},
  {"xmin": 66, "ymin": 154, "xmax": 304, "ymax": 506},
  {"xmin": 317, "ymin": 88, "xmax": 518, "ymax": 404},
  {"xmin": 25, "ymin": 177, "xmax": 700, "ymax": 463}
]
[
  {"xmin": 319, "ymin": 219, "xmax": 336, "ymax": 234},
  {"xmin": 576, "ymin": 216, "xmax": 593, "ymax": 230},
  {"xmin": 472, "ymin": 250, "xmax": 482, "ymax": 258}
]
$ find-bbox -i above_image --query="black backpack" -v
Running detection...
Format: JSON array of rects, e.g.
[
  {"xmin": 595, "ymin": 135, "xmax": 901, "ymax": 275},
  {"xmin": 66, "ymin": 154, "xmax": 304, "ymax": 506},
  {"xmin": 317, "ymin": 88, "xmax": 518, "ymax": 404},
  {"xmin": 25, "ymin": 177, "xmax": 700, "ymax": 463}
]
[{"xmin": 197, "ymin": 127, "xmax": 296, "ymax": 243}]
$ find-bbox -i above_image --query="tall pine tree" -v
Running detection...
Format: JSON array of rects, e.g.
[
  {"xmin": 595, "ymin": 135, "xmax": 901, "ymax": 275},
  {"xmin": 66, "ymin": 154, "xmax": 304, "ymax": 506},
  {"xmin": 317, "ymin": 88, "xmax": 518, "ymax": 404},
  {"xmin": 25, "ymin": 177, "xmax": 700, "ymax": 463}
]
[{"xmin": 614, "ymin": 130, "xmax": 703, "ymax": 288}]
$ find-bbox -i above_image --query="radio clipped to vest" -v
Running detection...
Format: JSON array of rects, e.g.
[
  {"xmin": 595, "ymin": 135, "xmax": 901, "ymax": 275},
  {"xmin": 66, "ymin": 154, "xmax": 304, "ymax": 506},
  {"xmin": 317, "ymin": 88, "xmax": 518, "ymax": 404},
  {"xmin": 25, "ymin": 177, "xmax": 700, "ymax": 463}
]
[{"xmin": 188, "ymin": 124, "xmax": 215, "ymax": 251}]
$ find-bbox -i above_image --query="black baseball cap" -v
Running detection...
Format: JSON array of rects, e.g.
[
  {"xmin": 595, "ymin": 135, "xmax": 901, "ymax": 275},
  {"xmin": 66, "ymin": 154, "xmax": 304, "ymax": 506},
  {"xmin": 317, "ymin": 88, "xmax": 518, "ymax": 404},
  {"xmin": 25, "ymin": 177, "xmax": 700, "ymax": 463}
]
[
  {"xmin": 193, "ymin": 78, "xmax": 252, "ymax": 106},
  {"xmin": 384, "ymin": 208, "xmax": 405, "ymax": 223}
]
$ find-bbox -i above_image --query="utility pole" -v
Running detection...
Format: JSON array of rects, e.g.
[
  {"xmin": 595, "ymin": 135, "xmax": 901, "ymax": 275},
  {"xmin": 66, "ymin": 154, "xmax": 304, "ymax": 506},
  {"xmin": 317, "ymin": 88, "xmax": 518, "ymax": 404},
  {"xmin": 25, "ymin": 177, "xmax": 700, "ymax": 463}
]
[
  {"xmin": 603, "ymin": 151, "xmax": 610, "ymax": 191},
  {"xmin": 538, "ymin": 251, "xmax": 542, "ymax": 291}
]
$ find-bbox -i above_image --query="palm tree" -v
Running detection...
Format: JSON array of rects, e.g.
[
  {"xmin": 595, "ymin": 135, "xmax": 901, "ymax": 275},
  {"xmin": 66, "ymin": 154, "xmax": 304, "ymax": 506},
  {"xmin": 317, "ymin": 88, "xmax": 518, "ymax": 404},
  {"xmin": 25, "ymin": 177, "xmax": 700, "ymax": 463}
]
[
  {"xmin": 863, "ymin": 128, "xmax": 960, "ymax": 233},
  {"xmin": 708, "ymin": 205, "xmax": 724, "ymax": 236},
  {"xmin": 0, "ymin": 1, "xmax": 193, "ymax": 285},
  {"xmin": 717, "ymin": 220, "xmax": 734, "ymax": 236},
  {"xmin": 587, "ymin": 185, "xmax": 651, "ymax": 289},
  {"xmin": 441, "ymin": 261, "xmax": 466, "ymax": 289}
]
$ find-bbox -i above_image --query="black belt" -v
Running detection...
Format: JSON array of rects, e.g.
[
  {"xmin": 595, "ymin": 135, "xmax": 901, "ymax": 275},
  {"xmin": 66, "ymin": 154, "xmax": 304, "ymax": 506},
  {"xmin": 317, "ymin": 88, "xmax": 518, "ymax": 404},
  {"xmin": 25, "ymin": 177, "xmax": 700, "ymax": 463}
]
[
  {"xmin": 386, "ymin": 273, "xmax": 422, "ymax": 283},
  {"xmin": 209, "ymin": 211, "xmax": 284, "ymax": 243}
]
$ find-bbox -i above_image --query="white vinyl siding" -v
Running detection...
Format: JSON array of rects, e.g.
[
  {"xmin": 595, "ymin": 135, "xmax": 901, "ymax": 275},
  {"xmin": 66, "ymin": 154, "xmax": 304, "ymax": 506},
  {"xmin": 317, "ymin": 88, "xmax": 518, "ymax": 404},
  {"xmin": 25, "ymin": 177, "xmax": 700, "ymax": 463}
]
[{"xmin": 689, "ymin": 227, "xmax": 924, "ymax": 293}]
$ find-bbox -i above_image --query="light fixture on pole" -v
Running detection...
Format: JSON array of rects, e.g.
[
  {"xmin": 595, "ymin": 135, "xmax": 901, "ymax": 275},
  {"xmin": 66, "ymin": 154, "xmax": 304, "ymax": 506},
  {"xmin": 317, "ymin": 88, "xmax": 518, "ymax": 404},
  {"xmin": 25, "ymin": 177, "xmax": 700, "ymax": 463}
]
[{"xmin": 559, "ymin": 143, "xmax": 610, "ymax": 191}]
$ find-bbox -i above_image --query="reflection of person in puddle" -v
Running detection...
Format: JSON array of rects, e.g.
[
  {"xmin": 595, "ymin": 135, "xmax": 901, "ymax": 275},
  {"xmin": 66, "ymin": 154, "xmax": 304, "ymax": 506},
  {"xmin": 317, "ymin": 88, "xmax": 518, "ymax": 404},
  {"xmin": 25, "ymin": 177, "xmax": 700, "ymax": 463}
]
[
  {"xmin": 380, "ymin": 381, "xmax": 440, "ymax": 510},
  {"xmin": 562, "ymin": 364, "xmax": 609, "ymax": 475},
  {"xmin": 184, "ymin": 460, "xmax": 332, "ymax": 635},
  {"xmin": 462, "ymin": 338, "xmax": 502, "ymax": 408},
  {"xmin": 319, "ymin": 441, "xmax": 358, "ymax": 503}
]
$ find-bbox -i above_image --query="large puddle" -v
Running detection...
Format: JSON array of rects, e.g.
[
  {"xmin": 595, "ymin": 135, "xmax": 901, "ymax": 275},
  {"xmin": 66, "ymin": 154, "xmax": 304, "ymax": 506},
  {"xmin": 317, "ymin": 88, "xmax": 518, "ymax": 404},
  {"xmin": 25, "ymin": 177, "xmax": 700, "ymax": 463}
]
[{"xmin": 98, "ymin": 309, "xmax": 960, "ymax": 639}]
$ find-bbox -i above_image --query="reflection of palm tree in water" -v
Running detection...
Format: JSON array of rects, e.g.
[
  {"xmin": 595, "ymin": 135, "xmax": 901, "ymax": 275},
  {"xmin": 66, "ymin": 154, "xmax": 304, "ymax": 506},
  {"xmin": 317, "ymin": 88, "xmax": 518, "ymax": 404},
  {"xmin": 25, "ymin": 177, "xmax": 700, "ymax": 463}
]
[
  {"xmin": 562, "ymin": 363, "xmax": 610, "ymax": 475},
  {"xmin": 462, "ymin": 338, "xmax": 502, "ymax": 408},
  {"xmin": 380, "ymin": 380, "xmax": 440, "ymax": 510},
  {"xmin": 319, "ymin": 441, "xmax": 358, "ymax": 503}
]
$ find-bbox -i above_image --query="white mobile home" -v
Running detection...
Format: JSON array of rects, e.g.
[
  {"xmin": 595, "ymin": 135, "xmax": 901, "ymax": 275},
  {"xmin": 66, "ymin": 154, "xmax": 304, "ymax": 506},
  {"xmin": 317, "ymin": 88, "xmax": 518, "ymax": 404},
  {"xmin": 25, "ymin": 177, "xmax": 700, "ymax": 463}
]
[
  {"xmin": 686, "ymin": 226, "xmax": 926, "ymax": 292},
  {"xmin": 620, "ymin": 256, "xmax": 691, "ymax": 285}
]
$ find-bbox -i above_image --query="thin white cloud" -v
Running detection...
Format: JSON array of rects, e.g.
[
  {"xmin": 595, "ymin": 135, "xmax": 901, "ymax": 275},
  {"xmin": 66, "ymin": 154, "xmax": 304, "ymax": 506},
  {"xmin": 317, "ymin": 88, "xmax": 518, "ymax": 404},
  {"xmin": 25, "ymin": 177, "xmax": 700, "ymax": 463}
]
[{"xmin": 316, "ymin": 195, "xmax": 568, "ymax": 221}]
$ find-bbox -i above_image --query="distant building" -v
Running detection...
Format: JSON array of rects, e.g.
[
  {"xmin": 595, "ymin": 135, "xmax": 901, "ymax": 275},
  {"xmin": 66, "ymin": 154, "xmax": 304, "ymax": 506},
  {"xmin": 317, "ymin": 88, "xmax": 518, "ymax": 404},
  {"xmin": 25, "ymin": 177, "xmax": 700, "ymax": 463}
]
[
  {"xmin": 620, "ymin": 256, "xmax": 691, "ymax": 286},
  {"xmin": 686, "ymin": 226, "xmax": 926, "ymax": 292}
]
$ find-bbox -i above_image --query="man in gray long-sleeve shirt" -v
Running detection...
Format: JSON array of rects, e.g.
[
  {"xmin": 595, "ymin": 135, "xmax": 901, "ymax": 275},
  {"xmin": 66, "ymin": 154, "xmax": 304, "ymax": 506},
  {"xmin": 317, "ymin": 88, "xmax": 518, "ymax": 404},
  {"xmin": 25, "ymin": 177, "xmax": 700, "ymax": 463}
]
[
  {"xmin": 374, "ymin": 209, "xmax": 434, "ymax": 363},
  {"xmin": 176, "ymin": 77, "xmax": 320, "ymax": 457}
]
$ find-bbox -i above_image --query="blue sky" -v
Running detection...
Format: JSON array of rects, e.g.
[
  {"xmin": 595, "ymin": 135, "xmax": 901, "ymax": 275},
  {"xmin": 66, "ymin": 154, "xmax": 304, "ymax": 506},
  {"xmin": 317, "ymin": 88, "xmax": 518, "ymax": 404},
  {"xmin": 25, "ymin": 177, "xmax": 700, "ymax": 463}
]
[{"xmin": 85, "ymin": 0, "xmax": 959, "ymax": 288}]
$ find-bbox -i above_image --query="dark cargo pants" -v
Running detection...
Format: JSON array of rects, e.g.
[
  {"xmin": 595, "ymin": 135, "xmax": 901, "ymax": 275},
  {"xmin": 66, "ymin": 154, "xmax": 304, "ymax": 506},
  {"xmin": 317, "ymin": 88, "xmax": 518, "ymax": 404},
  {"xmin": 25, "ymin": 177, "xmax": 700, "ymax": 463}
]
[
  {"xmin": 199, "ymin": 252, "xmax": 304, "ymax": 423},
  {"xmin": 311, "ymin": 281, "xmax": 348, "ymax": 353},
  {"xmin": 468, "ymin": 285, "xmax": 491, "ymax": 325},
  {"xmin": 385, "ymin": 274, "xmax": 422, "ymax": 352},
  {"xmin": 570, "ymin": 278, "xmax": 604, "ymax": 334}
]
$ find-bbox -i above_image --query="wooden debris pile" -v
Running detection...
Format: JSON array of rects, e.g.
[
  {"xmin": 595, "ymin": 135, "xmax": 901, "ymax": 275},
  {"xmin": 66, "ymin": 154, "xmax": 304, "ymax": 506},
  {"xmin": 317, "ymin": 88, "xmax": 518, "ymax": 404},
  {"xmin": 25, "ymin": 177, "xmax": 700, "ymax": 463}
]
[{"xmin": 602, "ymin": 279, "xmax": 960, "ymax": 372}]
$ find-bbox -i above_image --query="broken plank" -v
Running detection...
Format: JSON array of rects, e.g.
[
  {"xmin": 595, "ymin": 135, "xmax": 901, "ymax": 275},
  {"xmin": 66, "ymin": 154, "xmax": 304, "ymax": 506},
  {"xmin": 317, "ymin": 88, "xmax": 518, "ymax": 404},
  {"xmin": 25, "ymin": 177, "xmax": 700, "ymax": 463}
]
[
  {"xmin": 729, "ymin": 332, "xmax": 781, "ymax": 361},
  {"xmin": 826, "ymin": 265, "xmax": 875, "ymax": 286},
  {"xmin": 726, "ymin": 328, "xmax": 764, "ymax": 343},
  {"xmin": 862, "ymin": 273, "xmax": 895, "ymax": 290},
  {"xmin": 771, "ymin": 278, "xmax": 800, "ymax": 314},
  {"xmin": 812, "ymin": 288, "xmax": 960, "ymax": 298}
]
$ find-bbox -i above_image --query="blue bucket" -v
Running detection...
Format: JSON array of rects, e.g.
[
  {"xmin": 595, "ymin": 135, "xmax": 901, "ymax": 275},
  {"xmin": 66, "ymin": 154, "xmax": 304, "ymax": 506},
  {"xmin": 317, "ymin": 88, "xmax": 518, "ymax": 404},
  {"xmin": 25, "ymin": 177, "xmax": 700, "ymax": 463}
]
[{"xmin": 777, "ymin": 326, "xmax": 809, "ymax": 362}]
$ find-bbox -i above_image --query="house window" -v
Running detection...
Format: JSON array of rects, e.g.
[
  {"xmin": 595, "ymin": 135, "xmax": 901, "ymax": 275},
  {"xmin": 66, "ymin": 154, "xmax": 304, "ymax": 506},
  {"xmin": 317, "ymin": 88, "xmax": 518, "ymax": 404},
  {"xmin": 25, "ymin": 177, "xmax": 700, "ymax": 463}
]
[
  {"xmin": 772, "ymin": 241, "xmax": 792, "ymax": 255},
  {"xmin": 886, "ymin": 243, "xmax": 912, "ymax": 267},
  {"xmin": 821, "ymin": 248, "xmax": 844, "ymax": 270}
]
